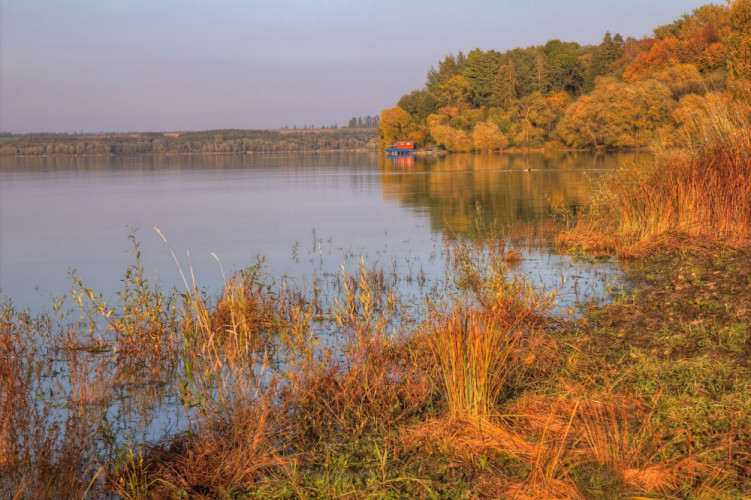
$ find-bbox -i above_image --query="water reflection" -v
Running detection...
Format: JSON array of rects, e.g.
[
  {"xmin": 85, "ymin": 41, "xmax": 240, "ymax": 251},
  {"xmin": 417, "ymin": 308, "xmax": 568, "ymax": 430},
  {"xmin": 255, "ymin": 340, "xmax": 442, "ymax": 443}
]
[
  {"xmin": 379, "ymin": 151, "xmax": 647, "ymax": 236},
  {"xmin": 0, "ymin": 152, "xmax": 648, "ymax": 310}
]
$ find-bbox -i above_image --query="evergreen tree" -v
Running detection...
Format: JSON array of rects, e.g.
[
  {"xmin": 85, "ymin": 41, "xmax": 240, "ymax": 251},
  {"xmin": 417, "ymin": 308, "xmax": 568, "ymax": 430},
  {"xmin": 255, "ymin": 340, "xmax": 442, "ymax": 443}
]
[
  {"xmin": 599, "ymin": 31, "xmax": 624, "ymax": 71},
  {"xmin": 491, "ymin": 60, "xmax": 518, "ymax": 107},
  {"xmin": 425, "ymin": 52, "xmax": 467, "ymax": 90},
  {"xmin": 463, "ymin": 48, "xmax": 501, "ymax": 107}
]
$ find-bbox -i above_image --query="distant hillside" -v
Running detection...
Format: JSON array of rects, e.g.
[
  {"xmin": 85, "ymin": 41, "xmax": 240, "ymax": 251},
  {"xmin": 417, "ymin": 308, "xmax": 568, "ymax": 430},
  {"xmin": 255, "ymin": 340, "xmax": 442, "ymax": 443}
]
[
  {"xmin": 0, "ymin": 128, "xmax": 378, "ymax": 157},
  {"xmin": 378, "ymin": 1, "xmax": 751, "ymax": 151}
]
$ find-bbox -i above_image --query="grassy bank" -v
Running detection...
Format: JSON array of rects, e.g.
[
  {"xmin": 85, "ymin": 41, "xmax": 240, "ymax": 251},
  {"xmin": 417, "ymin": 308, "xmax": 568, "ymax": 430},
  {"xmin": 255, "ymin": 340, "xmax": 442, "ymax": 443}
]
[
  {"xmin": 2, "ymin": 232, "xmax": 750, "ymax": 498},
  {"xmin": 557, "ymin": 90, "xmax": 751, "ymax": 258}
]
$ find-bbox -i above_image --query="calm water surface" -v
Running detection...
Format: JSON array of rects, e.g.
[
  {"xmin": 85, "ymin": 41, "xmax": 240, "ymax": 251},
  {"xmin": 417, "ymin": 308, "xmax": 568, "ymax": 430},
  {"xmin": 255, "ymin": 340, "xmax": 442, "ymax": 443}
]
[
  {"xmin": 1, "ymin": 152, "xmax": 646, "ymax": 310},
  {"xmin": 1, "ymin": 151, "xmax": 649, "ymax": 455}
]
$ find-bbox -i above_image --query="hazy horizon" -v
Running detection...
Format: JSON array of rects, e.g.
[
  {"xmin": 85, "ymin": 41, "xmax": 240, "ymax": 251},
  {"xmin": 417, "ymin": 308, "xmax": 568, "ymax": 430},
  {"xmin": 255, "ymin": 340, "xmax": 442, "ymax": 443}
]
[{"xmin": 1, "ymin": 0, "xmax": 711, "ymax": 134}]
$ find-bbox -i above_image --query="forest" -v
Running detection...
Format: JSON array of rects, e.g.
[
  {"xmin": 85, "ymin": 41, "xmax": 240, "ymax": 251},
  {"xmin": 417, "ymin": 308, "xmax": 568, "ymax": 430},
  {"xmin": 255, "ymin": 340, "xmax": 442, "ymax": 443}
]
[
  {"xmin": 0, "ymin": 127, "xmax": 378, "ymax": 157},
  {"xmin": 378, "ymin": 1, "xmax": 751, "ymax": 151}
]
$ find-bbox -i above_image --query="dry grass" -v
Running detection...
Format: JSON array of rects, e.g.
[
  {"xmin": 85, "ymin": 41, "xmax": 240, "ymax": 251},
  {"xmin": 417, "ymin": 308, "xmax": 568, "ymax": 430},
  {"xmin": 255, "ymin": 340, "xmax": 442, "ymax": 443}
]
[
  {"xmin": 3, "ymin": 224, "xmax": 749, "ymax": 497},
  {"xmin": 1, "ymin": 304, "xmax": 107, "ymax": 499},
  {"xmin": 558, "ymin": 91, "xmax": 751, "ymax": 257},
  {"xmin": 110, "ymin": 392, "xmax": 289, "ymax": 499},
  {"xmin": 398, "ymin": 384, "xmax": 721, "ymax": 499}
]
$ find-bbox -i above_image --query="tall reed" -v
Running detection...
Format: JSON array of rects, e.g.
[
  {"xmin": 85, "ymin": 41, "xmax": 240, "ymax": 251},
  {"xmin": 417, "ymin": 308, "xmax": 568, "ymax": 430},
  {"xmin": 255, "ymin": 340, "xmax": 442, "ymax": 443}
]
[
  {"xmin": 558, "ymin": 91, "xmax": 751, "ymax": 256},
  {"xmin": 429, "ymin": 237, "xmax": 550, "ymax": 419},
  {"xmin": 428, "ymin": 306, "xmax": 523, "ymax": 418}
]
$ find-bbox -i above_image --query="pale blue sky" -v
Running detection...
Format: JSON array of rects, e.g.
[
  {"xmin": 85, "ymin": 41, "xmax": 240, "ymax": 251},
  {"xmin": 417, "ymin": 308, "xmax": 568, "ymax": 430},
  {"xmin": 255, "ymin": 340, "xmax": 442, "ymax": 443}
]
[{"xmin": 1, "ymin": 0, "xmax": 712, "ymax": 133}]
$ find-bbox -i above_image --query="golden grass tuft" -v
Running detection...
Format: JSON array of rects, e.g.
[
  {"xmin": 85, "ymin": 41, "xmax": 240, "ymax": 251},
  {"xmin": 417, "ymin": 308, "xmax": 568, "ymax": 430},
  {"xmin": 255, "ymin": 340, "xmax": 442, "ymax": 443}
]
[{"xmin": 428, "ymin": 306, "xmax": 523, "ymax": 419}]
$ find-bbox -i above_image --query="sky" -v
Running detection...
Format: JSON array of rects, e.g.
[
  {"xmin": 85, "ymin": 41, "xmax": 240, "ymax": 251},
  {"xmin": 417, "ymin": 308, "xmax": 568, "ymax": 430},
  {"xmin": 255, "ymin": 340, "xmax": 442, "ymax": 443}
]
[{"xmin": 1, "ymin": 0, "xmax": 713, "ymax": 134}]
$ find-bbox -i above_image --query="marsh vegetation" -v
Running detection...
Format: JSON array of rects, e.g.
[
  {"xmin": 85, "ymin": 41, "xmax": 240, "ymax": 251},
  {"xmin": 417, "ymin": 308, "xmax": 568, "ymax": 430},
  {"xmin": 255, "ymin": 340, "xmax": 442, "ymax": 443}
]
[{"xmin": 3, "ymin": 3, "xmax": 751, "ymax": 495}]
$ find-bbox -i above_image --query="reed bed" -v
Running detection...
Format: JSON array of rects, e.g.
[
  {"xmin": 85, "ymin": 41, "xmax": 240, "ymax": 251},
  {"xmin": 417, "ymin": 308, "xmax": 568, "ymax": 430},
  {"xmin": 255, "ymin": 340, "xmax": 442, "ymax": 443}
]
[{"xmin": 557, "ymin": 90, "xmax": 751, "ymax": 257}]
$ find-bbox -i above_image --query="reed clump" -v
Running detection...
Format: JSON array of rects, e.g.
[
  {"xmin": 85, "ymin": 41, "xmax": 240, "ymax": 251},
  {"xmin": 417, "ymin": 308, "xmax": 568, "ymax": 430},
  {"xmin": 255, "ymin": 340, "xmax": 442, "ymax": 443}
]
[
  {"xmin": 426, "ymin": 300, "xmax": 530, "ymax": 419},
  {"xmin": 1, "ymin": 301, "xmax": 108, "ymax": 499},
  {"xmin": 109, "ymin": 390, "xmax": 289, "ymax": 499},
  {"xmin": 558, "ymin": 91, "xmax": 751, "ymax": 257}
]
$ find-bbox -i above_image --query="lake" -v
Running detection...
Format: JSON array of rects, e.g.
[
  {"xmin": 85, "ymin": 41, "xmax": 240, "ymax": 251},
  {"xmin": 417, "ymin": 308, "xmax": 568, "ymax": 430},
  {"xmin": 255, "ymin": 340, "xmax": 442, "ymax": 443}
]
[
  {"xmin": 1, "ymin": 150, "xmax": 650, "ymax": 489},
  {"xmin": 0, "ymin": 151, "xmax": 645, "ymax": 311}
]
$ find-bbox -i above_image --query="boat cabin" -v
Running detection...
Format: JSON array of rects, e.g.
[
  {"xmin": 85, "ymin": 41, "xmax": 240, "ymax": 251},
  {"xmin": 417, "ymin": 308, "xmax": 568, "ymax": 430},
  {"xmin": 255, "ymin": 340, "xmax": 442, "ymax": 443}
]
[{"xmin": 386, "ymin": 141, "xmax": 416, "ymax": 154}]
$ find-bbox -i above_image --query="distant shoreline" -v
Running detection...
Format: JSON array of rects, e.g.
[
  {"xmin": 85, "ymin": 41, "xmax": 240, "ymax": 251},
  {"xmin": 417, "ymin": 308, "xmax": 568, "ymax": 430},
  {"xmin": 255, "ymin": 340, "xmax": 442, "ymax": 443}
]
[{"xmin": 0, "ymin": 128, "xmax": 379, "ymax": 157}]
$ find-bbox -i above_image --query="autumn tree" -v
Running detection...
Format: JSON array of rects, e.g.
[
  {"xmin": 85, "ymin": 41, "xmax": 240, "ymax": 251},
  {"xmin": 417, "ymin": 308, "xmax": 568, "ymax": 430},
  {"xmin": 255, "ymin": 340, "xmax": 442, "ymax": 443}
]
[
  {"xmin": 727, "ymin": 0, "xmax": 751, "ymax": 80},
  {"xmin": 452, "ymin": 108, "xmax": 486, "ymax": 133},
  {"xmin": 398, "ymin": 89, "xmax": 438, "ymax": 123},
  {"xmin": 434, "ymin": 75, "xmax": 474, "ymax": 111},
  {"xmin": 430, "ymin": 124, "xmax": 471, "ymax": 152},
  {"xmin": 472, "ymin": 119, "xmax": 508, "ymax": 151},
  {"xmin": 650, "ymin": 63, "xmax": 706, "ymax": 99},
  {"xmin": 556, "ymin": 77, "xmax": 674, "ymax": 148},
  {"xmin": 377, "ymin": 106, "xmax": 421, "ymax": 150}
]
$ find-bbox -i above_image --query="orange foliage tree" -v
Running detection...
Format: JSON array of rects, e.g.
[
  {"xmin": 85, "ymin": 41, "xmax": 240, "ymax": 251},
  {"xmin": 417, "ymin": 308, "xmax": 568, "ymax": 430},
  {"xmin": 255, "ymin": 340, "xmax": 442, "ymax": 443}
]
[
  {"xmin": 377, "ymin": 107, "xmax": 423, "ymax": 150},
  {"xmin": 472, "ymin": 119, "xmax": 507, "ymax": 151},
  {"xmin": 727, "ymin": 0, "xmax": 751, "ymax": 80},
  {"xmin": 556, "ymin": 77, "xmax": 674, "ymax": 148}
]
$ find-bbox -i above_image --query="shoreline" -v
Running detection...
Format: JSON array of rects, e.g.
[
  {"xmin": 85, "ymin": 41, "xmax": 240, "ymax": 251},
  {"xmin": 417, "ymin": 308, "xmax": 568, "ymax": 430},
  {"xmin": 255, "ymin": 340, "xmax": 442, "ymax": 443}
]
[{"xmin": 1, "ymin": 145, "xmax": 651, "ymax": 159}]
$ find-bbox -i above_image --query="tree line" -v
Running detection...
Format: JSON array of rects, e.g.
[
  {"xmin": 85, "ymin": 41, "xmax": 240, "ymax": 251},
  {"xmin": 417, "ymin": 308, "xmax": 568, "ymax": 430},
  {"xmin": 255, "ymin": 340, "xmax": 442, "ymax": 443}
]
[
  {"xmin": 378, "ymin": 1, "xmax": 751, "ymax": 151},
  {"xmin": 347, "ymin": 115, "xmax": 380, "ymax": 128},
  {"xmin": 0, "ymin": 129, "xmax": 378, "ymax": 157}
]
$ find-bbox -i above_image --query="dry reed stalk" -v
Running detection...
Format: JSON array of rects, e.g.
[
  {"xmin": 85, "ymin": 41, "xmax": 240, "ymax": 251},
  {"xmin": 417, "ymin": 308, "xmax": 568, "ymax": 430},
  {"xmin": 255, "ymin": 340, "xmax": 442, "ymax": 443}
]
[
  {"xmin": 400, "ymin": 414, "xmax": 536, "ymax": 462},
  {"xmin": 502, "ymin": 249, "xmax": 524, "ymax": 263},
  {"xmin": 0, "ymin": 343, "xmax": 19, "ymax": 473},
  {"xmin": 504, "ymin": 219, "xmax": 562, "ymax": 247},
  {"xmin": 65, "ymin": 347, "xmax": 113, "ymax": 406}
]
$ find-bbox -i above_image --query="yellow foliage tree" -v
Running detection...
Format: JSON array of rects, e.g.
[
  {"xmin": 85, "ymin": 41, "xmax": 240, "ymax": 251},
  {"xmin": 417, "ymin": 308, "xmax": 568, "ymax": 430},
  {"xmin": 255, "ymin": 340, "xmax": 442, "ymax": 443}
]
[
  {"xmin": 556, "ymin": 77, "xmax": 674, "ymax": 148},
  {"xmin": 377, "ymin": 106, "xmax": 419, "ymax": 150},
  {"xmin": 472, "ymin": 119, "xmax": 508, "ymax": 151},
  {"xmin": 430, "ymin": 124, "xmax": 471, "ymax": 152},
  {"xmin": 435, "ymin": 75, "xmax": 473, "ymax": 111}
]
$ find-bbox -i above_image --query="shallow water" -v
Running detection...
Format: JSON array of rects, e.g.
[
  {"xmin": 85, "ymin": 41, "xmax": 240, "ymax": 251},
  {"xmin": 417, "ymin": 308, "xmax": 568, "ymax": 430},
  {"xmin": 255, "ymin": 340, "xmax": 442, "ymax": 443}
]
[
  {"xmin": 0, "ymin": 151, "xmax": 644, "ymax": 310},
  {"xmin": 1, "ymin": 151, "xmax": 647, "ymax": 487}
]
